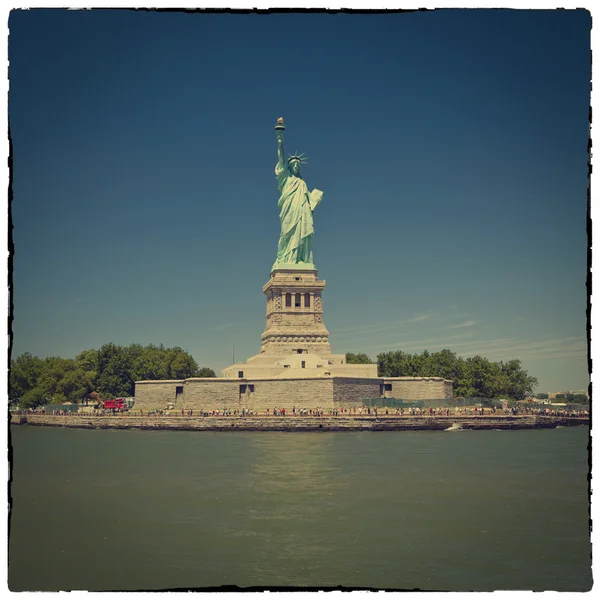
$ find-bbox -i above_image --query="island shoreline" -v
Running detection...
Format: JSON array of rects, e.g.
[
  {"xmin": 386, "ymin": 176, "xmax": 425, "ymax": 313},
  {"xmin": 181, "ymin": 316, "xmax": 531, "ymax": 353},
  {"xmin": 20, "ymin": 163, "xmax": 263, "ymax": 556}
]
[{"xmin": 10, "ymin": 414, "xmax": 589, "ymax": 432}]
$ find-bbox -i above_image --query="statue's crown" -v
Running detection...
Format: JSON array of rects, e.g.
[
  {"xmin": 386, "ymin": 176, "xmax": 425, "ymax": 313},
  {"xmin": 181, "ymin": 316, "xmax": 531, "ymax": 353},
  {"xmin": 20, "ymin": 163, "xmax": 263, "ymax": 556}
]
[{"xmin": 288, "ymin": 151, "xmax": 308, "ymax": 165}]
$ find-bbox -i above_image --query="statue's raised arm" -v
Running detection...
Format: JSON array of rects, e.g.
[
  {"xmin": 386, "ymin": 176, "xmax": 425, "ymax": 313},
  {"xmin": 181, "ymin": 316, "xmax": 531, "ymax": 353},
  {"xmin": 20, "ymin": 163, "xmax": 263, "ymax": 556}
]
[{"xmin": 275, "ymin": 116, "xmax": 285, "ymax": 169}]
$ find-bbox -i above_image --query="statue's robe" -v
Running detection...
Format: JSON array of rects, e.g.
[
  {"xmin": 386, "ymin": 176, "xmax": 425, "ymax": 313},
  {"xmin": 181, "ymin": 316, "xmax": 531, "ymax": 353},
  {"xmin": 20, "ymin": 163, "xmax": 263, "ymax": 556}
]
[{"xmin": 274, "ymin": 162, "xmax": 323, "ymax": 266}]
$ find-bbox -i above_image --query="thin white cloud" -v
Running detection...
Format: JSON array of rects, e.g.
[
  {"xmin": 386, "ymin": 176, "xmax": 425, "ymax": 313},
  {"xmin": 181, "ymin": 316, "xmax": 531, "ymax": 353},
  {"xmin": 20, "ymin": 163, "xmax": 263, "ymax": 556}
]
[
  {"xmin": 449, "ymin": 337, "xmax": 587, "ymax": 361},
  {"xmin": 520, "ymin": 351, "xmax": 586, "ymax": 361},
  {"xmin": 388, "ymin": 332, "xmax": 476, "ymax": 350},
  {"xmin": 351, "ymin": 332, "xmax": 476, "ymax": 354},
  {"xmin": 429, "ymin": 337, "xmax": 520, "ymax": 351},
  {"xmin": 345, "ymin": 335, "xmax": 587, "ymax": 363},
  {"xmin": 445, "ymin": 320, "xmax": 476, "ymax": 329},
  {"xmin": 334, "ymin": 312, "xmax": 440, "ymax": 338}
]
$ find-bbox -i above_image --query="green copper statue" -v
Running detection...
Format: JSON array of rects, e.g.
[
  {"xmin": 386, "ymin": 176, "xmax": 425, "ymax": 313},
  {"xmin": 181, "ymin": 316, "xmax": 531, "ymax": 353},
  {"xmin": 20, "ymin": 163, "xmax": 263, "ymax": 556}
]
[{"xmin": 272, "ymin": 117, "xmax": 323, "ymax": 271}]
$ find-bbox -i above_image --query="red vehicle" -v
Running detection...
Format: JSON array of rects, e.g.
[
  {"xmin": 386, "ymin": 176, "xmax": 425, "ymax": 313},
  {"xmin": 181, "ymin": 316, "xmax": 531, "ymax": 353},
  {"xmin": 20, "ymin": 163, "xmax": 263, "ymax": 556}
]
[{"xmin": 99, "ymin": 398, "xmax": 126, "ymax": 411}]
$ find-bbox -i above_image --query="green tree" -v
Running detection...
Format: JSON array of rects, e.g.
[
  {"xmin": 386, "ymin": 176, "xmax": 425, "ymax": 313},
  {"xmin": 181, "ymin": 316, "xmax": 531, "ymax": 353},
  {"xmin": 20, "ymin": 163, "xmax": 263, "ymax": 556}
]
[
  {"xmin": 412, "ymin": 350, "xmax": 434, "ymax": 376},
  {"xmin": 377, "ymin": 351, "xmax": 413, "ymax": 377},
  {"xmin": 9, "ymin": 352, "xmax": 45, "ymax": 403},
  {"xmin": 555, "ymin": 392, "xmax": 587, "ymax": 404},
  {"xmin": 53, "ymin": 393, "xmax": 68, "ymax": 404},
  {"xmin": 464, "ymin": 355, "xmax": 505, "ymax": 399},
  {"xmin": 535, "ymin": 392, "xmax": 549, "ymax": 400},
  {"xmin": 429, "ymin": 349, "xmax": 471, "ymax": 396},
  {"xmin": 571, "ymin": 393, "xmax": 588, "ymax": 403},
  {"xmin": 95, "ymin": 343, "xmax": 132, "ymax": 397},
  {"xmin": 498, "ymin": 359, "xmax": 538, "ymax": 400},
  {"xmin": 197, "ymin": 367, "xmax": 216, "ymax": 377},
  {"xmin": 35, "ymin": 356, "xmax": 93, "ymax": 404},
  {"xmin": 20, "ymin": 387, "xmax": 47, "ymax": 409},
  {"xmin": 11, "ymin": 343, "xmax": 201, "ymax": 406},
  {"xmin": 345, "ymin": 352, "xmax": 374, "ymax": 364},
  {"xmin": 35, "ymin": 356, "xmax": 71, "ymax": 402},
  {"xmin": 376, "ymin": 348, "xmax": 537, "ymax": 400},
  {"xmin": 428, "ymin": 349, "xmax": 460, "ymax": 380},
  {"xmin": 75, "ymin": 348, "xmax": 99, "ymax": 373},
  {"xmin": 166, "ymin": 347, "xmax": 199, "ymax": 379},
  {"xmin": 55, "ymin": 368, "xmax": 95, "ymax": 403},
  {"xmin": 94, "ymin": 343, "xmax": 200, "ymax": 397}
]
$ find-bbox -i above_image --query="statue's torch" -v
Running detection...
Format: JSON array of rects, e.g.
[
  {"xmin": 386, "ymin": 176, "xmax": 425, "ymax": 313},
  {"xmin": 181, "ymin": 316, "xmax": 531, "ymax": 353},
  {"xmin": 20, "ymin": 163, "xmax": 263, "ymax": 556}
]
[
  {"xmin": 275, "ymin": 117, "xmax": 285, "ymax": 141},
  {"xmin": 275, "ymin": 116, "xmax": 285, "ymax": 132}
]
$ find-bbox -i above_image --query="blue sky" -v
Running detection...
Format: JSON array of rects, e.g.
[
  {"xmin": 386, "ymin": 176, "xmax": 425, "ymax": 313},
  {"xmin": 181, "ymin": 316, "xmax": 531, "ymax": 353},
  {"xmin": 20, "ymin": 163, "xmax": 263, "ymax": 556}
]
[{"xmin": 8, "ymin": 8, "xmax": 591, "ymax": 393}]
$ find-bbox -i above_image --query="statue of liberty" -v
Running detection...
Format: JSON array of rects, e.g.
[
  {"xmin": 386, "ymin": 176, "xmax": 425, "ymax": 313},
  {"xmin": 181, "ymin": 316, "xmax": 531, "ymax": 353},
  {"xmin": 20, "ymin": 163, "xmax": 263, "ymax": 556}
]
[{"xmin": 272, "ymin": 117, "xmax": 323, "ymax": 271}]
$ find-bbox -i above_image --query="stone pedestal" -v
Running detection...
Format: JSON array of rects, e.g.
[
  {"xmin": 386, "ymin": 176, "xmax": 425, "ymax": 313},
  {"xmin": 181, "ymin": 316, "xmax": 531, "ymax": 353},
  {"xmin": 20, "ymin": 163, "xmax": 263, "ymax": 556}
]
[
  {"xmin": 260, "ymin": 269, "xmax": 331, "ymax": 355},
  {"xmin": 220, "ymin": 267, "xmax": 377, "ymax": 380}
]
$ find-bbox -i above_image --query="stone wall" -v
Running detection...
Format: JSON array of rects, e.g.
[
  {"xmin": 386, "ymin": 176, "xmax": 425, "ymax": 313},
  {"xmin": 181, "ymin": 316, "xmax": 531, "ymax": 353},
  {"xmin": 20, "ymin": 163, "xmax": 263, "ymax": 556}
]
[
  {"xmin": 249, "ymin": 377, "xmax": 334, "ymax": 411},
  {"xmin": 333, "ymin": 378, "xmax": 381, "ymax": 406},
  {"xmin": 134, "ymin": 377, "xmax": 336, "ymax": 413},
  {"xmin": 135, "ymin": 376, "xmax": 454, "ymax": 413},
  {"xmin": 181, "ymin": 378, "xmax": 240, "ymax": 412},
  {"xmin": 134, "ymin": 380, "xmax": 183, "ymax": 411},
  {"xmin": 383, "ymin": 377, "xmax": 453, "ymax": 400}
]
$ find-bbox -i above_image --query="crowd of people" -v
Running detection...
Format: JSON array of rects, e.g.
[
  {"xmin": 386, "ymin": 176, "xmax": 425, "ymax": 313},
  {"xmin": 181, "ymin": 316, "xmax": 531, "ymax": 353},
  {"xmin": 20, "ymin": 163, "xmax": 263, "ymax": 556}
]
[
  {"xmin": 13, "ymin": 407, "xmax": 48, "ymax": 415},
  {"xmin": 503, "ymin": 405, "xmax": 588, "ymax": 418},
  {"xmin": 13, "ymin": 404, "xmax": 589, "ymax": 419},
  {"xmin": 13, "ymin": 407, "xmax": 79, "ymax": 416}
]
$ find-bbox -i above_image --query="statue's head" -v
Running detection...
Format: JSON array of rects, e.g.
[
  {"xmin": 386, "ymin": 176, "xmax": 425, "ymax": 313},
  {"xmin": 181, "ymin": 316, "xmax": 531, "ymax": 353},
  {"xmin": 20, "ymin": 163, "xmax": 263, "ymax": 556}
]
[
  {"xmin": 288, "ymin": 152, "xmax": 307, "ymax": 177},
  {"xmin": 288, "ymin": 158, "xmax": 301, "ymax": 177}
]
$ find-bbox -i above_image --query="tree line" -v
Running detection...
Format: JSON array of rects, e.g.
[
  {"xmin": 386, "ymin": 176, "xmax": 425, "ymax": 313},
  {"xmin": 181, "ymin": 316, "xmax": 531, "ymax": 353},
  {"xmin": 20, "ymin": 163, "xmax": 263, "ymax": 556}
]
[
  {"xmin": 553, "ymin": 392, "xmax": 588, "ymax": 403},
  {"xmin": 9, "ymin": 344, "xmax": 540, "ymax": 408},
  {"xmin": 346, "ymin": 349, "xmax": 538, "ymax": 400},
  {"xmin": 9, "ymin": 343, "xmax": 215, "ymax": 408}
]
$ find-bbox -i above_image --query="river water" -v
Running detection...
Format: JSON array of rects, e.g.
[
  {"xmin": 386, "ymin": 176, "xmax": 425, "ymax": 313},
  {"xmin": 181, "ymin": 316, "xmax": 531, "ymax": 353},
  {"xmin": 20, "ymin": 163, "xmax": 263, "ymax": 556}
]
[{"xmin": 8, "ymin": 425, "xmax": 592, "ymax": 591}]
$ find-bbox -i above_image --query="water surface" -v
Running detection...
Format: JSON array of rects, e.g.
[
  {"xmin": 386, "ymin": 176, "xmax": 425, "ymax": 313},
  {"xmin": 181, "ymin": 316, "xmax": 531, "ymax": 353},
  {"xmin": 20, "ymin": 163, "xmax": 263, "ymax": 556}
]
[{"xmin": 9, "ymin": 426, "xmax": 592, "ymax": 591}]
